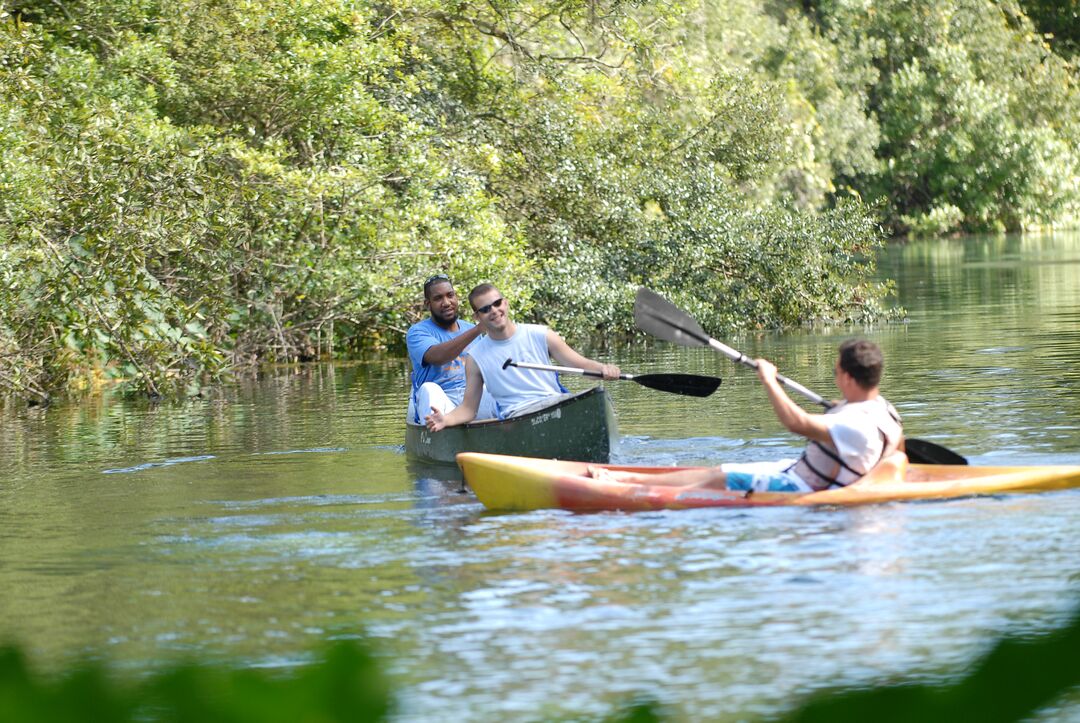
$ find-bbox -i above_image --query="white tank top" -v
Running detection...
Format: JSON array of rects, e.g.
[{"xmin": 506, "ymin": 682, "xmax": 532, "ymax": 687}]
[{"xmin": 468, "ymin": 324, "xmax": 567, "ymax": 418}]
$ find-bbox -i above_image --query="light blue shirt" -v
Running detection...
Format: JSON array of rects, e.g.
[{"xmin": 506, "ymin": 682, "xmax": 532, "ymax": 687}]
[{"xmin": 406, "ymin": 317, "xmax": 477, "ymax": 408}]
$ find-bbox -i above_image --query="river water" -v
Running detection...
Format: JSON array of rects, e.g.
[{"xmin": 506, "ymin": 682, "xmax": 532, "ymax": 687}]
[{"xmin": 1, "ymin": 233, "xmax": 1079, "ymax": 720}]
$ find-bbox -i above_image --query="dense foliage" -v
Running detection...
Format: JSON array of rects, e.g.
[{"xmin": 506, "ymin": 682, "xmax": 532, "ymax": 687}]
[
  {"xmin": 815, "ymin": 0, "xmax": 1080, "ymax": 235},
  {"xmin": 1, "ymin": 0, "xmax": 1077, "ymax": 400}
]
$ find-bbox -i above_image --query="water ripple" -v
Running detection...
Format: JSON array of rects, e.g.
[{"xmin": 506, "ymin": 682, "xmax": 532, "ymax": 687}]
[{"xmin": 103, "ymin": 455, "xmax": 216, "ymax": 474}]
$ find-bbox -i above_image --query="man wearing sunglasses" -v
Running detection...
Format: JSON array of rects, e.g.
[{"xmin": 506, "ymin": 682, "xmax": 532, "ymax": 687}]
[
  {"xmin": 406, "ymin": 275, "xmax": 496, "ymax": 424},
  {"xmin": 424, "ymin": 283, "xmax": 620, "ymax": 431}
]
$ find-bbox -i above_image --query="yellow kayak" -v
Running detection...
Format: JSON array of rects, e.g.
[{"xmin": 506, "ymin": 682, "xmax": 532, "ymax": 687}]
[{"xmin": 457, "ymin": 452, "xmax": 1080, "ymax": 511}]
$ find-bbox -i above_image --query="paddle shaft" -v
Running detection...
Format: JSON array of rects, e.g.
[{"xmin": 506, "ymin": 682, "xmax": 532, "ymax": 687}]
[
  {"xmin": 705, "ymin": 339, "xmax": 832, "ymax": 408},
  {"xmin": 502, "ymin": 359, "xmax": 721, "ymax": 398},
  {"xmin": 505, "ymin": 359, "xmax": 633, "ymax": 381}
]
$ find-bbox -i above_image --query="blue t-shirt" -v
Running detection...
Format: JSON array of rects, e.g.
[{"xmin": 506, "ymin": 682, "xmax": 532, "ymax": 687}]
[{"xmin": 406, "ymin": 317, "xmax": 478, "ymax": 404}]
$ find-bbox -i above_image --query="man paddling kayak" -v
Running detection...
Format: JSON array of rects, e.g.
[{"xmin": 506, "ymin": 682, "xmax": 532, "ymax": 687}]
[
  {"xmin": 406, "ymin": 274, "xmax": 496, "ymax": 424},
  {"xmin": 593, "ymin": 339, "xmax": 903, "ymax": 492},
  {"xmin": 425, "ymin": 283, "xmax": 620, "ymax": 430}
]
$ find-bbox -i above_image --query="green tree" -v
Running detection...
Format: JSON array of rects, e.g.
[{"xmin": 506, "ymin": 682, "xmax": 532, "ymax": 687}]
[
  {"xmin": 400, "ymin": 1, "xmax": 896, "ymax": 333},
  {"xmin": 1, "ymin": 1, "xmax": 533, "ymax": 398},
  {"xmin": 815, "ymin": 0, "xmax": 1080, "ymax": 234}
]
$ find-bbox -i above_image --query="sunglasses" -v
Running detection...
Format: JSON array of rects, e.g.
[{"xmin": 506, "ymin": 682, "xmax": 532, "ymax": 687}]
[
  {"xmin": 423, "ymin": 273, "xmax": 450, "ymax": 289},
  {"xmin": 474, "ymin": 297, "xmax": 505, "ymax": 315}
]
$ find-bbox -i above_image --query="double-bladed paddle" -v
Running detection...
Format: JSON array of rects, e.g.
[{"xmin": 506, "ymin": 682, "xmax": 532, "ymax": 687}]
[
  {"xmin": 502, "ymin": 358, "xmax": 722, "ymax": 398},
  {"xmin": 632, "ymin": 287, "xmax": 968, "ymax": 465}
]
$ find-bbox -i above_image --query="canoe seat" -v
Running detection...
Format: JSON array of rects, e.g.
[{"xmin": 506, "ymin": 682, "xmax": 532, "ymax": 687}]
[{"xmin": 857, "ymin": 451, "xmax": 908, "ymax": 485}]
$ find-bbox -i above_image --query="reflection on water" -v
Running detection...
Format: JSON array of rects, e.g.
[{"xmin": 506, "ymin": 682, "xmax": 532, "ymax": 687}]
[{"xmin": 0, "ymin": 233, "xmax": 1079, "ymax": 721}]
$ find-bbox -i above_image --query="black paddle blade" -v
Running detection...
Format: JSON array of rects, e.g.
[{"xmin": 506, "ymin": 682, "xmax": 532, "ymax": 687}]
[
  {"xmin": 905, "ymin": 438, "xmax": 968, "ymax": 466},
  {"xmin": 633, "ymin": 373, "xmax": 721, "ymax": 398},
  {"xmin": 634, "ymin": 288, "xmax": 710, "ymax": 347}
]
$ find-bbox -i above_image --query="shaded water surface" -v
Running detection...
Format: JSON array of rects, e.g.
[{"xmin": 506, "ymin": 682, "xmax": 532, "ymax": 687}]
[{"xmin": 1, "ymin": 233, "xmax": 1079, "ymax": 721}]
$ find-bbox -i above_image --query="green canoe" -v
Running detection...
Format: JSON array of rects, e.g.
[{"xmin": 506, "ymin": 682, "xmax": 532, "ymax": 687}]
[{"xmin": 404, "ymin": 387, "xmax": 617, "ymax": 465}]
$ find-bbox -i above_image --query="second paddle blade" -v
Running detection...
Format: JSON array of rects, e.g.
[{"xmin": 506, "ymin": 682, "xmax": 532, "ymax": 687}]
[
  {"xmin": 634, "ymin": 288, "xmax": 710, "ymax": 347},
  {"xmin": 632, "ymin": 373, "xmax": 721, "ymax": 398},
  {"xmin": 905, "ymin": 438, "xmax": 968, "ymax": 466}
]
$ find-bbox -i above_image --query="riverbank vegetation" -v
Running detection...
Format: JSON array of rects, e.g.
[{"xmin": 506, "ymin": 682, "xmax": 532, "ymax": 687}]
[{"xmin": 2, "ymin": 0, "xmax": 1078, "ymax": 400}]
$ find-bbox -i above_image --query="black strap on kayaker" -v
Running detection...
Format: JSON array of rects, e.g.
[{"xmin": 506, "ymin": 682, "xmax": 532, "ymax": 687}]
[
  {"xmin": 794, "ymin": 428, "xmax": 890, "ymax": 490},
  {"xmin": 815, "ymin": 441, "xmax": 864, "ymax": 477},
  {"xmin": 789, "ymin": 448, "xmax": 852, "ymax": 490}
]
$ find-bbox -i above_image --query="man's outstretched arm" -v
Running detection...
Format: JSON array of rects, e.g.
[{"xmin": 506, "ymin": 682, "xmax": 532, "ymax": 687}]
[{"xmin": 546, "ymin": 330, "xmax": 620, "ymax": 380}]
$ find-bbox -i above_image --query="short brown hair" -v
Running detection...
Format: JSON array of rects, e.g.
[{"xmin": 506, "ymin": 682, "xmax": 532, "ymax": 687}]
[
  {"xmin": 468, "ymin": 283, "xmax": 499, "ymax": 310},
  {"xmin": 838, "ymin": 339, "xmax": 883, "ymax": 389}
]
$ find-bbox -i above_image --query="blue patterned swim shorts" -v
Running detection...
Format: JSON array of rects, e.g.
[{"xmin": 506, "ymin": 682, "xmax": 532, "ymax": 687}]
[{"xmin": 720, "ymin": 459, "xmax": 813, "ymax": 493}]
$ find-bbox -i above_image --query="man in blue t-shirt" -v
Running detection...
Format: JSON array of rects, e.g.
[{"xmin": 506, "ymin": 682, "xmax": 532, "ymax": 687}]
[{"xmin": 406, "ymin": 275, "xmax": 495, "ymax": 423}]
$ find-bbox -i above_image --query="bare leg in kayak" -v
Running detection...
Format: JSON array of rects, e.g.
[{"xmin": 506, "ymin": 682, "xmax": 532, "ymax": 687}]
[{"xmin": 587, "ymin": 465, "xmax": 729, "ymax": 490}]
